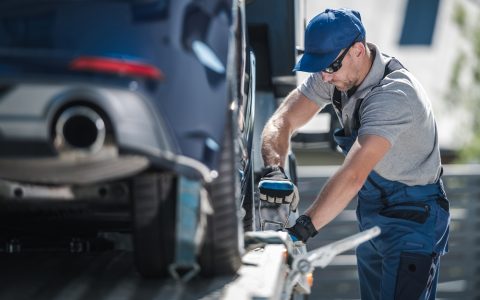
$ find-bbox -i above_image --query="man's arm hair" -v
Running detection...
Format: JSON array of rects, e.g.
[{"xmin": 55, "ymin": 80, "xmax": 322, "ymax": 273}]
[{"xmin": 261, "ymin": 89, "xmax": 322, "ymax": 167}]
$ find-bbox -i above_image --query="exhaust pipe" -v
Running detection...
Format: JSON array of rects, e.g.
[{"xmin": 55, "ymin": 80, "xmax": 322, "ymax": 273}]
[{"xmin": 54, "ymin": 106, "xmax": 106, "ymax": 154}]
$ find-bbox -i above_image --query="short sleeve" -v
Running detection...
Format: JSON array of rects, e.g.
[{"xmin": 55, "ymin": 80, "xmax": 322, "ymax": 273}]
[
  {"xmin": 297, "ymin": 73, "xmax": 332, "ymax": 107},
  {"xmin": 358, "ymin": 90, "xmax": 414, "ymax": 145}
]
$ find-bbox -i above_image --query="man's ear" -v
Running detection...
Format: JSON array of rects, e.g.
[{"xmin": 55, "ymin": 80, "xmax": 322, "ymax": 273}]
[{"xmin": 352, "ymin": 42, "xmax": 364, "ymax": 58}]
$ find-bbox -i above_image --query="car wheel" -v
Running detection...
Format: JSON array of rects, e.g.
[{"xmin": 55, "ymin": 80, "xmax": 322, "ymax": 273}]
[
  {"xmin": 131, "ymin": 172, "xmax": 176, "ymax": 277},
  {"xmin": 241, "ymin": 162, "xmax": 255, "ymax": 232},
  {"xmin": 198, "ymin": 114, "xmax": 243, "ymax": 276}
]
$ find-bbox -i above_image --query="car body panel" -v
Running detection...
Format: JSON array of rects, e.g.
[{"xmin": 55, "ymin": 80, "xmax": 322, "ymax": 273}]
[{"xmin": 0, "ymin": 0, "xmax": 247, "ymax": 184}]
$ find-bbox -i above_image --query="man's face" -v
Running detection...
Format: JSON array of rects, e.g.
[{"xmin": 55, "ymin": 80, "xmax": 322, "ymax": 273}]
[{"xmin": 320, "ymin": 45, "xmax": 360, "ymax": 91}]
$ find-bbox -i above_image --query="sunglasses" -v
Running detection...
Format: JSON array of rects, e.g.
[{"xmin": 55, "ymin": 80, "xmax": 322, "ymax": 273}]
[{"xmin": 322, "ymin": 36, "xmax": 360, "ymax": 74}]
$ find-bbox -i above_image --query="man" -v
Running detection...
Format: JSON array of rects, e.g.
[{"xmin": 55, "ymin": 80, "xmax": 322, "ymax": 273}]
[{"xmin": 258, "ymin": 8, "xmax": 450, "ymax": 300}]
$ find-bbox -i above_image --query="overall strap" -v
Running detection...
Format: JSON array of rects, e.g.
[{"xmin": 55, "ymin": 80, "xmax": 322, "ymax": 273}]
[
  {"xmin": 357, "ymin": 58, "xmax": 406, "ymax": 203},
  {"xmin": 332, "ymin": 88, "xmax": 342, "ymax": 115}
]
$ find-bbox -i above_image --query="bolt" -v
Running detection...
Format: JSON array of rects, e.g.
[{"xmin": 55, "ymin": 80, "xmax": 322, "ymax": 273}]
[
  {"xmin": 297, "ymin": 259, "xmax": 311, "ymax": 274},
  {"xmin": 70, "ymin": 238, "xmax": 90, "ymax": 253},
  {"xmin": 6, "ymin": 239, "xmax": 21, "ymax": 253},
  {"xmin": 13, "ymin": 188, "xmax": 23, "ymax": 198}
]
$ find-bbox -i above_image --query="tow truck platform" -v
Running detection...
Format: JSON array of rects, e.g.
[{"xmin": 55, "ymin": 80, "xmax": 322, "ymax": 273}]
[{"xmin": 0, "ymin": 227, "xmax": 380, "ymax": 300}]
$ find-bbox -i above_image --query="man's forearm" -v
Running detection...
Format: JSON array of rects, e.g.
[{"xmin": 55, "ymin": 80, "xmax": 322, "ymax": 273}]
[
  {"xmin": 261, "ymin": 119, "xmax": 291, "ymax": 167},
  {"xmin": 304, "ymin": 166, "xmax": 364, "ymax": 230},
  {"xmin": 260, "ymin": 89, "xmax": 321, "ymax": 167}
]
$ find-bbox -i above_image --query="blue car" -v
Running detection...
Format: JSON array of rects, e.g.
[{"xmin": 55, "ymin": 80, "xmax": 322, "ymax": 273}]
[{"xmin": 0, "ymin": 0, "xmax": 256, "ymax": 278}]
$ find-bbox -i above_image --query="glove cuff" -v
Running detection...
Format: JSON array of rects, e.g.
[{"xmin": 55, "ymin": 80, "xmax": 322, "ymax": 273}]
[
  {"xmin": 287, "ymin": 215, "xmax": 318, "ymax": 243},
  {"xmin": 297, "ymin": 215, "xmax": 318, "ymax": 237},
  {"xmin": 261, "ymin": 165, "xmax": 286, "ymax": 177}
]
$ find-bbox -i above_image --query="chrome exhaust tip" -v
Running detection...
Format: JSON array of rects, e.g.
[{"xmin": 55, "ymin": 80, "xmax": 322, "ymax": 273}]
[{"xmin": 54, "ymin": 106, "xmax": 106, "ymax": 154}]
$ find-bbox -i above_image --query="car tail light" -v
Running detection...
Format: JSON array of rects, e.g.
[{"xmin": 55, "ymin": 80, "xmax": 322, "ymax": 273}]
[{"xmin": 70, "ymin": 56, "xmax": 164, "ymax": 80}]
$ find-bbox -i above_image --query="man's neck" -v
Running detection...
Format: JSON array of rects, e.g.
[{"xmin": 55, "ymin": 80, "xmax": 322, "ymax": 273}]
[{"xmin": 355, "ymin": 44, "xmax": 375, "ymax": 88}]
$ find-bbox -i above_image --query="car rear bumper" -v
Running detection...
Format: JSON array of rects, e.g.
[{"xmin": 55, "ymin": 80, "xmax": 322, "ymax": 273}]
[
  {"xmin": 0, "ymin": 79, "xmax": 216, "ymax": 184},
  {"xmin": 0, "ymin": 153, "xmax": 149, "ymax": 185}
]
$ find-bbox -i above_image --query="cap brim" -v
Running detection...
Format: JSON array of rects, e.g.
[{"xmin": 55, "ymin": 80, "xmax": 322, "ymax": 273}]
[{"xmin": 293, "ymin": 50, "xmax": 340, "ymax": 73}]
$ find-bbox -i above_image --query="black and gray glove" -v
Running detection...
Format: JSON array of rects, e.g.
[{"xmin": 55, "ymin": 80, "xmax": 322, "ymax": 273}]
[
  {"xmin": 258, "ymin": 165, "xmax": 299, "ymax": 211},
  {"xmin": 286, "ymin": 215, "xmax": 318, "ymax": 243}
]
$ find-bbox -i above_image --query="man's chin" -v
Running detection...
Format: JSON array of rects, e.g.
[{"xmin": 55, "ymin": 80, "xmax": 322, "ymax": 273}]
[
  {"xmin": 334, "ymin": 83, "xmax": 354, "ymax": 92},
  {"xmin": 334, "ymin": 85, "xmax": 348, "ymax": 92}
]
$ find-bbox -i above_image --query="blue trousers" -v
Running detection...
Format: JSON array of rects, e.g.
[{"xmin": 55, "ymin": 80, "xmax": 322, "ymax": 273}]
[
  {"xmin": 334, "ymin": 127, "xmax": 449, "ymax": 300},
  {"xmin": 357, "ymin": 238, "xmax": 440, "ymax": 299},
  {"xmin": 354, "ymin": 174, "xmax": 449, "ymax": 300}
]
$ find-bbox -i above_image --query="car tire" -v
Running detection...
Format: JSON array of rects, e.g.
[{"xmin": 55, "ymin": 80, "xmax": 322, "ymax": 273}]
[
  {"xmin": 242, "ymin": 163, "xmax": 255, "ymax": 232},
  {"xmin": 131, "ymin": 116, "xmax": 245, "ymax": 278},
  {"xmin": 198, "ymin": 115, "xmax": 243, "ymax": 276},
  {"xmin": 131, "ymin": 172, "xmax": 176, "ymax": 278}
]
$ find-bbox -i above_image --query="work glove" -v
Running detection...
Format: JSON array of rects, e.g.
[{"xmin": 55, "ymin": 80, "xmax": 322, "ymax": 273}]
[
  {"xmin": 258, "ymin": 165, "xmax": 299, "ymax": 211},
  {"xmin": 286, "ymin": 215, "xmax": 318, "ymax": 243}
]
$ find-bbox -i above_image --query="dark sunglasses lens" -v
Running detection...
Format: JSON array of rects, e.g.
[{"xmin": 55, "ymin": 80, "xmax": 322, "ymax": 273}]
[
  {"xmin": 322, "ymin": 44, "xmax": 353, "ymax": 73},
  {"xmin": 323, "ymin": 61, "xmax": 340, "ymax": 74},
  {"xmin": 323, "ymin": 67, "xmax": 334, "ymax": 73}
]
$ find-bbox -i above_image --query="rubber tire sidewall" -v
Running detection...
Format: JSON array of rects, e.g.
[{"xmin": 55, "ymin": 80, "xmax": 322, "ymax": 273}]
[{"xmin": 198, "ymin": 115, "xmax": 243, "ymax": 277}]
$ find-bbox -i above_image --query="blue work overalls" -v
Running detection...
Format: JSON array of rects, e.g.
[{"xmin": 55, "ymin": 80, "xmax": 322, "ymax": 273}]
[{"xmin": 332, "ymin": 59, "xmax": 450, "ymax": 300}]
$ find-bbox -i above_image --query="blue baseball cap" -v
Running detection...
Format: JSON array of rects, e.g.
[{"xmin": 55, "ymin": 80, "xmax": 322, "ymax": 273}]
[{"xmin": 293, "ymin": 8, "xmax": 366, "ymax": 73}]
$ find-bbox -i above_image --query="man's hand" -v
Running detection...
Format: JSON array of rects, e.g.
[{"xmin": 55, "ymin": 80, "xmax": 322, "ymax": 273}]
[
  {"xmin": 258, "ymin": 165, "xmax": 299, "ymax": 211},
  {"xmin": 286, "ymin": 215, "xmax": 318, "ymax": 243}
]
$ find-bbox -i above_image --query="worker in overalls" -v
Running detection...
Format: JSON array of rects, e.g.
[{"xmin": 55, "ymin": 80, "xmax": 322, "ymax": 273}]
[{"xmin": 258, "ymin": 8, "xmax": 450, "ymax": 299}]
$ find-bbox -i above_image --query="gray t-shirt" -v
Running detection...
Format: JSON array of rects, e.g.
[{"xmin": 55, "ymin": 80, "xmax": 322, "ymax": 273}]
[{"xmin": 298, "ymin": 43, "xmax": 442, "ymax": 186}]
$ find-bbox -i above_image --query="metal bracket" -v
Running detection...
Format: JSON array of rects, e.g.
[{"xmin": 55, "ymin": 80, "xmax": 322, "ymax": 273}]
[
  {"xmin": 168, "ymin": 176, "xmax": 202, "ymax": 282},
  {"xmin": 283, "ymin": 226, "xmax": 381, "ymax": 299},
  {"xmin": 259, "ymin": 200, "xmax": 294, "ymax": 231}
]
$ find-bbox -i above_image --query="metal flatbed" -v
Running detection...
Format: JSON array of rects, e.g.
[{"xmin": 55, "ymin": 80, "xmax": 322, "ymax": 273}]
[{"xmin": 0, "ymin": 227, "xmax": 380, "ymax": 300}]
